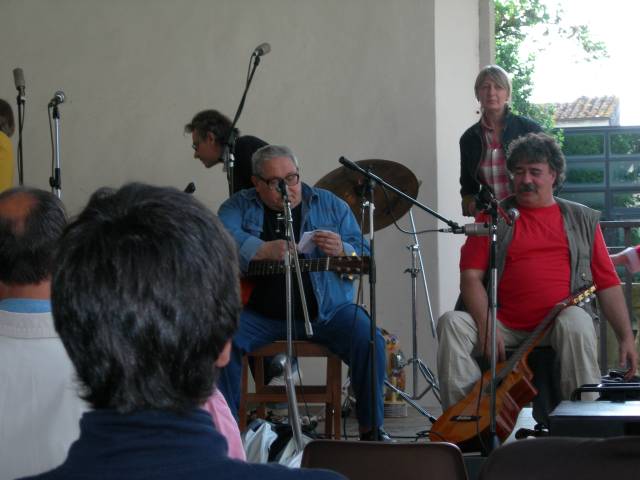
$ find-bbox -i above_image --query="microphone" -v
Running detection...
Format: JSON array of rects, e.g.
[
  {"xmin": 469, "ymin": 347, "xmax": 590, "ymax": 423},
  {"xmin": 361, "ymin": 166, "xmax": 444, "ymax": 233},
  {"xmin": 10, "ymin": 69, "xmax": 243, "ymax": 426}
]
[
  {"xmin": 339, "ymin": 156, "xmax": 366, "ymax": 175},
  {"xmin": 184, "ymin": 182, "xmax": 196, "ymax": 194},
  {"xmin": 253, "ymin": 42, "xmax": 271, "ymax": 57},
  {"xmin": 506, "ymin": 207, "xmax": 520, "ymax": 225},
  {"xmin": 48, "ymin": 90, "xmax": 65, "ymax": 107},
  {"xmin": 13, "ymin": 68, "xmax": 25, "ymax": 98},
  {"xmin": 439, "ymin": 223, "xmax": 490, "ymax": 236}
]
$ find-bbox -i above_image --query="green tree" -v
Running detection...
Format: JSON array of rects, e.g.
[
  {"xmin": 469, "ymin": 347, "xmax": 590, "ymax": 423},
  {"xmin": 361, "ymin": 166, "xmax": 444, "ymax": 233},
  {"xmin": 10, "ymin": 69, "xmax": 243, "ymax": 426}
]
[{"xmin": 494, "ymin": 0, "xmax": 608, "ymax": 135}]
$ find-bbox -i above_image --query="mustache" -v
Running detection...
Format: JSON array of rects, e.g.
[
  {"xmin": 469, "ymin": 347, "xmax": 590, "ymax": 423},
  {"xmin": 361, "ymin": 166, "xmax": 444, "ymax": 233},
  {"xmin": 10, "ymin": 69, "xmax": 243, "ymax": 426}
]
[{"xmin": 518, "ymin": 183, "xmax": 537, "ymax": 193}]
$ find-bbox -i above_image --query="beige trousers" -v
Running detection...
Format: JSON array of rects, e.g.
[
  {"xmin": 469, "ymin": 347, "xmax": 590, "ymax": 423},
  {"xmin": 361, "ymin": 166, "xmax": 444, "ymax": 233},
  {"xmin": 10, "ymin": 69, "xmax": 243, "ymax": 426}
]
[{"xmin": 436, "ymin": 306, "xmax": 601, "ymax": 410}]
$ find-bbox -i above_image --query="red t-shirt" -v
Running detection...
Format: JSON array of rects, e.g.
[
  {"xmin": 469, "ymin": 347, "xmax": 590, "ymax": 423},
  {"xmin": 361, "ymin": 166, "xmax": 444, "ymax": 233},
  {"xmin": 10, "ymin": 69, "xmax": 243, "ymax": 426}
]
[{"xmin": 460, "ymin": 203, "xmax": 619, "ymax": 331}]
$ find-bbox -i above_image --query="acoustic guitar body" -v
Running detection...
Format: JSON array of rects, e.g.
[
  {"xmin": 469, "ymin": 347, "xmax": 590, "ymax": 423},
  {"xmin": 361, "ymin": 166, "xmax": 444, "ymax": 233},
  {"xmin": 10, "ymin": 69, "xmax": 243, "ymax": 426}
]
[{"xmin": 431, "ymin": 360, "xmax": 537, "ymax": 452}]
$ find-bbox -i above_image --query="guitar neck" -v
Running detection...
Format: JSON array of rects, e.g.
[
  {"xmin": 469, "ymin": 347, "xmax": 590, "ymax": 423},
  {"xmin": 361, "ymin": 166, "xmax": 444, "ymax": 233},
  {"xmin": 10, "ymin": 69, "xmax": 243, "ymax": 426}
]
[
  {"xmin": 497, "ymin": 286, "xmax": 596, "ymax": 382},
  {"xmin": 245, "ymin": 255, "xmax": 369, "ymax": 277}
]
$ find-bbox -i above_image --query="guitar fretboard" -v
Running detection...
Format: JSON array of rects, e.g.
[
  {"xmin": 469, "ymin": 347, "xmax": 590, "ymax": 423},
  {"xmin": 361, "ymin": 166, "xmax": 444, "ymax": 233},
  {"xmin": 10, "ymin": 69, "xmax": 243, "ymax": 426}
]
[{"xmin": 246, "ymin": 255, "xmax": 369, "ymax": 276}]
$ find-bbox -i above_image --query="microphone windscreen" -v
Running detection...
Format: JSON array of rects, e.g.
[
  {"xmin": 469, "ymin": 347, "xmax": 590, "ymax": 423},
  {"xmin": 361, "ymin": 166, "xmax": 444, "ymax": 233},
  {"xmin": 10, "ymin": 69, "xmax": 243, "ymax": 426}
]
[
  {"xmin": 13, "ymin": 68, "xmax": 25, "ymax": 89},
  {"xmin": 255, "ymin": 42, "xmax": 271, "ymax": 56}
]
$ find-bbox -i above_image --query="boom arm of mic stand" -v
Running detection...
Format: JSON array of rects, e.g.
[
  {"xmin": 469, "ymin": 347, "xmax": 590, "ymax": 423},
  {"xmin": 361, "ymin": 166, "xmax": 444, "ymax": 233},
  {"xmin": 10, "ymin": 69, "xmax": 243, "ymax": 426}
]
[
  {"xmin": 223, "ymin": 53, "xmax": 262, "ymax": 197},
  {"xmin": 338, "ymin": 157, "xmax": 462, "ymax": 231}
]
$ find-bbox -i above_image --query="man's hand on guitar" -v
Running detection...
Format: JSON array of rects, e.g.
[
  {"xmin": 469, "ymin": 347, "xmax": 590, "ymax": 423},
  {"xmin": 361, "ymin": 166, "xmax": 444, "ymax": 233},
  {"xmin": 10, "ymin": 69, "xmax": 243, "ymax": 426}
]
[
  {"xmin": 479, "ymin": 327, "xmax": 506, "ymax": 363},
  {"xmin": 313, "ymin": 231, "xmax": 345, "ymax": 257},
  {"xmin": 254, "ymin": 240, "xmax": 288, "ymax": 261}
]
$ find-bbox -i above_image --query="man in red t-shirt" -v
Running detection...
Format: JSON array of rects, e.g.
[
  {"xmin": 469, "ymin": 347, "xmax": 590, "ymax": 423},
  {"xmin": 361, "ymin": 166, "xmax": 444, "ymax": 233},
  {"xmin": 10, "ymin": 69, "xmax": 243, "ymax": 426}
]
[{"xmin": 437, "ymin": 132, "xmax": 638, "ymax": 412}]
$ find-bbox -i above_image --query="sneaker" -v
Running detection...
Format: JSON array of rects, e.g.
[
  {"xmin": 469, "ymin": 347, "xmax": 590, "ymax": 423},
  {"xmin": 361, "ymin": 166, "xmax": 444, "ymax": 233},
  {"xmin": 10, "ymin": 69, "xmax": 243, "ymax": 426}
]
[{"xmin": 359, "ymin": 428, "xmax": 394, "ymax": 442}]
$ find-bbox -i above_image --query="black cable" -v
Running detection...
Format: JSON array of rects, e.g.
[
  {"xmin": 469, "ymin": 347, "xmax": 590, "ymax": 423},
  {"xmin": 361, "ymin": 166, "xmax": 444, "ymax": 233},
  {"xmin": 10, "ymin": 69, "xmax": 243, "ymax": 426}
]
[{"xmin": 379, "ymin": 186, "xmax": 437, "ymax": 235}]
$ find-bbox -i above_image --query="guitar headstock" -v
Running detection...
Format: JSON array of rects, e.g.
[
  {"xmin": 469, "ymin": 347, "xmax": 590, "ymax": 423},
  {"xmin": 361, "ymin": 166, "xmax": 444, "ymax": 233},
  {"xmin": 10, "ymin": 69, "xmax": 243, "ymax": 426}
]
[{"xmin": 334, "ymin": 255, "xmax": 370, "ymax": 275}]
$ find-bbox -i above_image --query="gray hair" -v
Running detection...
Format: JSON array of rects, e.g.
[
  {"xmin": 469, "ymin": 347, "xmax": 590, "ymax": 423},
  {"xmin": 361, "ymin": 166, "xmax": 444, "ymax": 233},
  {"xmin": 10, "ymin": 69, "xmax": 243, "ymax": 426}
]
[
  {"xmin": 251, "ymin": 144, "xmax": 299, "ymax": 177},
  {"xmin": 474, "ymin": 65, "xmax": 512, "ymax": 103}
]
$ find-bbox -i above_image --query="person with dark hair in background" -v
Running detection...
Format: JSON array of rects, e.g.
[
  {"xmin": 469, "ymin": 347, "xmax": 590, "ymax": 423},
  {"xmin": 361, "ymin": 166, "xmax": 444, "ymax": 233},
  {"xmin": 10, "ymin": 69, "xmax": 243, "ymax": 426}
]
[
  {"xmin": 185, "ymin": 109, "xmax": 267, "ymax": 193},
  {"xmin": 438, "ymin": 132, "xmax": 637, "ymax": 412},
  {"xmin": 0, "ymin": 99, "xmax": 15, "ymax": 191},
  {"xmin": 217, "ymin": 145, "xmax": 389, "ymax": 442},
  {"xmin": 459, "ymin": 65, "xmax": 542, "ymax": 217},
  {"xmin": 0, "ymin": 187, "xmax": 87, "ymax": 479},
  {"xmin": 22, "ymin": 183, "xmax": 341, "ymax": 480}
]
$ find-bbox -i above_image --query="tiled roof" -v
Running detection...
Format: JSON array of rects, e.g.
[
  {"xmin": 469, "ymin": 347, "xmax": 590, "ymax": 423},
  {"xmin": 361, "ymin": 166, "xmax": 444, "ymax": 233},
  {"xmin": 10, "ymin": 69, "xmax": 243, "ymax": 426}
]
[{"xmin": 550, "ymin": 95, "xmax": 619, "ymax": 121}]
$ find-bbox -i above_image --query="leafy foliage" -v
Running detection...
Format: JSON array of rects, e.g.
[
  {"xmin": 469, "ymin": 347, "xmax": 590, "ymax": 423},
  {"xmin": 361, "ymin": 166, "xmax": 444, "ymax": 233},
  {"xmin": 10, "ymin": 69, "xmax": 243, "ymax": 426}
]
[{"xmin": 494, "ymin": 0, "xmax": 608, "ymax": 139}]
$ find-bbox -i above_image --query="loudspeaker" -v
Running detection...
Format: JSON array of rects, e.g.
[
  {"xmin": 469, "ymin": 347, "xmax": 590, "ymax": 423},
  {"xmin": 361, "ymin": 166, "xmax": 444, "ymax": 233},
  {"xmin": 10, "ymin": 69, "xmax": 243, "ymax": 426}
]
[{"xmin": 549, "ymin": 400, "xmax": 640, "ymax": 437}]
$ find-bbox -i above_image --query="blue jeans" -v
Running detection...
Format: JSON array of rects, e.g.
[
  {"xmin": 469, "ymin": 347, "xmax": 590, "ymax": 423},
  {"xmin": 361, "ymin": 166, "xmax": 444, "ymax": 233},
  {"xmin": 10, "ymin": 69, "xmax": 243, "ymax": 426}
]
[{"xmin": 218, "ymin": 304, "xmax": 386, "ymax": 429}]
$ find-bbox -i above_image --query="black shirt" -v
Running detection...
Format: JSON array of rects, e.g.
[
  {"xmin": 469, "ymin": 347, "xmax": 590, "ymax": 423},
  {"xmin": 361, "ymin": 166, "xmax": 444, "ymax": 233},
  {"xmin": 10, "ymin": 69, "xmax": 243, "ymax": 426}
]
[
  {"xmin": 247, "ymin": 204, "xmax": 319, "ymax": 321},
  {"xmin": 232, "ymin": 135, "xmax": 268, "ymax": 193}
]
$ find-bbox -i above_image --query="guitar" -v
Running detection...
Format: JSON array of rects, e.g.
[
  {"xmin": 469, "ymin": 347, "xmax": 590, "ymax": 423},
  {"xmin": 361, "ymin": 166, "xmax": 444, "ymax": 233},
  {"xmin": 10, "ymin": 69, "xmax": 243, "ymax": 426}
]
[
  {"xmin": 240, "ymin": 255, "xmax": 369, "ymax": 304},
  {"xmin": 431, "ymin": 286, "xmax": 596, "ymax": 451}
]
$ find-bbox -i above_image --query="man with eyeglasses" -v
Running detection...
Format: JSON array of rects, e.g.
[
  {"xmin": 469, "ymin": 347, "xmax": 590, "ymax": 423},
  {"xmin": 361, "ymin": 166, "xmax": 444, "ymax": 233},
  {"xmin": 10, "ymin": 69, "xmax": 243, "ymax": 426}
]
[
  {"xmin": 185, "ymin": 109, "xmax": 267, "ymax": 193},
  {"xmin": 217, "ymin": 144, "xmax": 389, "ymax": 441}
]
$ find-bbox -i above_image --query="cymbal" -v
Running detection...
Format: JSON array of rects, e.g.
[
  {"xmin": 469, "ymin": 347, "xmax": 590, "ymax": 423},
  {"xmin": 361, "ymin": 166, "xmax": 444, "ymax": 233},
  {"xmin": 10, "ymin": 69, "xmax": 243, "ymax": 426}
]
[{"xmin": 315, "ymin": 159, "xmax": 419, "ymax": 232}]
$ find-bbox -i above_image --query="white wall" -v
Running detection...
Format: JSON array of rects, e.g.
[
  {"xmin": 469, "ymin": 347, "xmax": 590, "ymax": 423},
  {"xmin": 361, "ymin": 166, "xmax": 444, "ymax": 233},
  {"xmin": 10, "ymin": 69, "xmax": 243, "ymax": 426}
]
[{"xmin": 1, "ymin": 0, "xmax": 486, "ymax": 410}]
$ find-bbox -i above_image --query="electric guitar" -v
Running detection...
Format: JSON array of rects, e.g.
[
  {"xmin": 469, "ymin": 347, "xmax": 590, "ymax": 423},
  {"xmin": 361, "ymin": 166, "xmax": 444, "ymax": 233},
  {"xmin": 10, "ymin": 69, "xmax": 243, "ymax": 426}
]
[{"xmin": 431, "ymin": 286, "xmax": 596, "ymax": 451}]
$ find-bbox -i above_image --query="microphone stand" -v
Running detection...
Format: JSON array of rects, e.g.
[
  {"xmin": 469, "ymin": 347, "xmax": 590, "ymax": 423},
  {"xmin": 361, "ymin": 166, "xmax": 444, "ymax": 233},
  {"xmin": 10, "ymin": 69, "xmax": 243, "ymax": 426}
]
[
  {"xmin": 49, "ymin": 104, "xmax": 62, "ymax": 198},
  {"xmin": 361, "ymin": 173, "xmax": 379, "ymax": 440},
  {"xmin": 223, "ymin": 51, "xmax": 264, "ymax": 197},
  {"xmin": 338, "ymin": 157, "xmax": 461, "ymax": 233},
  {"xmin": 483, "ymin": 196, "xmax": 501, "ymax": 452},
  {"xmin": 338, "ymin": 156, "xmax": 470, "ymax": 428},
  {"xmin": 15, "ymin": 91, "xmax": 25, "ymax": 186},
  {"xmin": 280, "ymin": 184, "xmax": 312, "ymax": 454}
]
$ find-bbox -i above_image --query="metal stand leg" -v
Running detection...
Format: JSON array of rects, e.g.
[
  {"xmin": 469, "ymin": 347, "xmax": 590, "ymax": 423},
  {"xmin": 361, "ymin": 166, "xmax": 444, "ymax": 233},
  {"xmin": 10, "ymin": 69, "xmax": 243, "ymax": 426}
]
[
  {"xmin": 382, "ymin": 220, "xmax": 440, "ymax": 425},
  {"xmin": 405, "ymin": 243, "xmax": 441, "ymax": 404}
]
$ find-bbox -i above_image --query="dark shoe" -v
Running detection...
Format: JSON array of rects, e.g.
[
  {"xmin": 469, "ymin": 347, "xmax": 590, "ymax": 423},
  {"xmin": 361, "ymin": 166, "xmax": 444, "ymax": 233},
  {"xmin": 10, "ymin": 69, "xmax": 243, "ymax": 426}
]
[{"xmin": 359, "ymin": 428, "xmax": 394, "ymax": 442}]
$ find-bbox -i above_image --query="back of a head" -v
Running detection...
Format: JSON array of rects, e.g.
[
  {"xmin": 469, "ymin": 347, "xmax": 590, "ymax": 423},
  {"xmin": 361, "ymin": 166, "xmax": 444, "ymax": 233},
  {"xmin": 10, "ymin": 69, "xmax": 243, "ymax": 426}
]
[
  {"xmin": 0, "ymin": 187, "xmax": 66, "ymax": 285},
  {"xmin": 52, "ymin": 183, "xmax": 241, "ymax": 413}
]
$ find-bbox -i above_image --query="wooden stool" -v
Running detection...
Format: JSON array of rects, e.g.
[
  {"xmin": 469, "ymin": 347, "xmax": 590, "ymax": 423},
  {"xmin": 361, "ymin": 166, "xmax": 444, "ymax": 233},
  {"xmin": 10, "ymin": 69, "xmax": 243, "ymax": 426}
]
[{"xmin": 239, "ymin": 340, "xmax": 342, "ymax": 439}]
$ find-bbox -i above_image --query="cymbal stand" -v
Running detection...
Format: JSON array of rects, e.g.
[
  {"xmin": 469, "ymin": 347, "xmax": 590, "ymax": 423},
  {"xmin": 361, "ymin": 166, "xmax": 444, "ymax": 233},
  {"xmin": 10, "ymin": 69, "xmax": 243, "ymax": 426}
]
[
  {"xmin": 409, "ymin": 209, "xmax": 437, "ymax": 339},
  {"xmin": 381, "ymin": 228, "xmax": 438, "ymax": 423},
  {"xmin": 280, "ymin": 183, "xmax": 312, "ymax": 454},
  {"xmin": 406, "ymin": 210, "xmax": 440, "ymax": 401}
]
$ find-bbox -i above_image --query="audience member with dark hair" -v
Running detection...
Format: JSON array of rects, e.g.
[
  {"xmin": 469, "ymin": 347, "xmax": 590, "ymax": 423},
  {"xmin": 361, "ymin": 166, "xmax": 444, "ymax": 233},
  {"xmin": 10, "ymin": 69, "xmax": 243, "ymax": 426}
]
[
  {"xmin": 0, "ymin": 187, "xmax": 87, "ymax": 479},
  {"xmin": 0, "ymin": 99, "xmax": 15, "ymax": 191},
  {"xmin": 23, "ymin": 183, "xmax": 341, "ymax": 480},
  {"xmin": 185, "ymin": 109, "xmax": 267, "ymax": 193}
]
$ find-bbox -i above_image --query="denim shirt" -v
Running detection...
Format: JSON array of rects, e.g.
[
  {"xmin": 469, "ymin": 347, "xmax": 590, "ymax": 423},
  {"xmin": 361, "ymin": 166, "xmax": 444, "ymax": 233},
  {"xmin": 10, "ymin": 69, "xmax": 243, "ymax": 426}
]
[{"xmin": 218, "ymin": 183, "xmax": 369, "ymax": 323}]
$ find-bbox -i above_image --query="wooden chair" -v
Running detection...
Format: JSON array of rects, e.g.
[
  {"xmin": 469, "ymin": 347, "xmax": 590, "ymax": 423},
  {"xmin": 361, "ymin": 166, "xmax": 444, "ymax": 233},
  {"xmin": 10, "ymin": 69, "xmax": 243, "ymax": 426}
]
[
  {"xmin": 302, "ymin": 440, "xmax": 469, "ymax": 480},
  {"xmin": 479, "ymin": 436, "xmax": 640, "ymax": 480},
  {"xmin": 239, "ymin": 340, "xmax": 342, "ymax": 439}
]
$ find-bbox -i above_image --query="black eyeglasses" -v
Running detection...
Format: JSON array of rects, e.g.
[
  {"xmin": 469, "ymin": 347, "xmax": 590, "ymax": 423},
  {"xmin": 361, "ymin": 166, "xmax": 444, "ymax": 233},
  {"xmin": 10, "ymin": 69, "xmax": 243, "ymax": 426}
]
[{"xmin": 257, "ymin": 173, "xmax": 300, "ymax": 190}]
